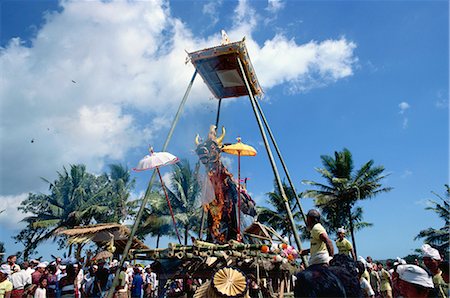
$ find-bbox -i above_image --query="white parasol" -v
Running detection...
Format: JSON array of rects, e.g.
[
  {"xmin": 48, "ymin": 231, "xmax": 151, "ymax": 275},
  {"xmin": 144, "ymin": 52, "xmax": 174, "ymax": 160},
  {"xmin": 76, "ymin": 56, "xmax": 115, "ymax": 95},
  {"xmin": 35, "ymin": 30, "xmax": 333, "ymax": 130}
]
[{"xmin": 134, "ymin": 148, "xmax": 182, "ymax": 244}]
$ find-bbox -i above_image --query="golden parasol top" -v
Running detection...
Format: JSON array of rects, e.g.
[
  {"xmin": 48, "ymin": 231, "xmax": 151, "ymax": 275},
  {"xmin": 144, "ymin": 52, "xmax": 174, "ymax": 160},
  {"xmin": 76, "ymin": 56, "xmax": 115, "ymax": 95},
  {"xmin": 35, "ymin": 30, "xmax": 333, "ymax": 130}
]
[
  {"xmin": 212, "ymin": 267, "xmax": 248, "ymax": 297},
  {"xmin": 222, "ymin": 138, "xmax": 257, "ymax": 156}
]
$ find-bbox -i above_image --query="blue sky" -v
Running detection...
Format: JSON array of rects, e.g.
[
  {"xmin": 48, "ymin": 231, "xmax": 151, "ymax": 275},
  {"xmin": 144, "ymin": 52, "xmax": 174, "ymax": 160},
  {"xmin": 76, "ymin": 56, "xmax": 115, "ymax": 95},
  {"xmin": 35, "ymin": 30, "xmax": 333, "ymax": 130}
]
[{"xmin": 0, "ymin": 0, "xmax": 448, "ymax": 261}]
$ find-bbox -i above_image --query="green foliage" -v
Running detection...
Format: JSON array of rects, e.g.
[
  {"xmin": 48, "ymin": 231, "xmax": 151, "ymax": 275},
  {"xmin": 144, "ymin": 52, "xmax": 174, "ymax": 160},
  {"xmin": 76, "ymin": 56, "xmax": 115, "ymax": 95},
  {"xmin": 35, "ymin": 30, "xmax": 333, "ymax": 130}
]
[
  {"xmin": 166, "ymin": 160, "xmax": 202, "ymax": 245},
  {"xmin": 303, "ymin": 148, "xmax": 391, "ymax": 251},
  {"xmin": 14, "ymin": 163, "xmax": 135, "ymax": 257},
  {"xmin": 402, "ymin": 254, "xmax": 421, "ymax": 264},
  {"xmin": 137, "ymin": 160, "xmax": 202, "ymax": 246},
  {"xmin": 257, "ymin": 180, "xmax": 306, "ymax": 242},
  {"xmin": 136, "ymin": 191, "xmax": 174, "ymax": 246},
  {"xmin": 415, "ymin": 185, "xmax": 450, "ymax": 257}
]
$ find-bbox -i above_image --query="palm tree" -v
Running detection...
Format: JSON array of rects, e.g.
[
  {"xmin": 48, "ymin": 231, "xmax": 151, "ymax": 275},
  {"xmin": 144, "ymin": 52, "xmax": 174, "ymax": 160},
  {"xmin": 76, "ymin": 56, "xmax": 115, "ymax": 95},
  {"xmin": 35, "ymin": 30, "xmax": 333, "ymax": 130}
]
[
  {"xmin": 16, "ymin": 164, "xmax": 116, "ymax": 257},
  {"xmin": 257, "ymin": 180, "xmax": 305, "ymax": 243},
  {"xmin": 415, "ymin": 185, "xmax": 449, "ymax": 257},
  {"xmin": 303, "ymin": 148, "xmax": 392, "ymax": 256},
  {"xmin": 166, "ymin": 160, "xmax": 202, "ymax": 245},
  {"xmin": 96, "ymin": 164, "xmax": 136, "ymax": 223},
  {"xmin": 137, "ymin": 191, "xmax": 174, "ymax": 248}
]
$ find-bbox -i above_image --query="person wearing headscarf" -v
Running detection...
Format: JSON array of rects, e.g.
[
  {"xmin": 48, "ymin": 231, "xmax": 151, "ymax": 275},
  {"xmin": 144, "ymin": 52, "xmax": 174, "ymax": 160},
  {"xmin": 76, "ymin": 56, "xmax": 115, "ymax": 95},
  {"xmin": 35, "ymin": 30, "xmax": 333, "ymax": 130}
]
[
  {"xmin": 31, "ymin": 263, "xmax": 46, "ymax": 285},
  {"xmin": 335, "ymin": 227, "xmax": 356, "ymax": 260},
  {"xmin": 357, "ymin": 256, "xmax": 371, "ymax": 283},
  {"xmin": 299, "ymin": 209, "xmax": 334, "ymax": 265},
  {"xmin": 0, "ymin": 264, "xmax": 13, "ymax": 298},
  {"xmin": 396, "ymin": 264, "xmax": 434, "ymax": 298},
  {"xmin": 421, "ymin": 244, "xmax": 448, "ymax": 298},
  {"xmin": 10, "ymin": 264, "xmax": 31, "ymax": 298}
]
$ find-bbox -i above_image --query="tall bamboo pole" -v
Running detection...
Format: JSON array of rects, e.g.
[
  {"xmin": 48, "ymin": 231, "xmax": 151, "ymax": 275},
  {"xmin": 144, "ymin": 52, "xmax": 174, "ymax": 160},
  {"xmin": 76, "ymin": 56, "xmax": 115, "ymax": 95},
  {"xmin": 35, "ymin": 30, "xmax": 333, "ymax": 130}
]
[
  {"xmin": 253, "ymin": 99, "xmax": 307, "ymax": 224},
  {"xmin": 106, "ymin": 70, "xmax": 198, "ymax": 298},
  {"xmin": 236, "ymin": 58, "xmax": 308, "ymax": 266}
]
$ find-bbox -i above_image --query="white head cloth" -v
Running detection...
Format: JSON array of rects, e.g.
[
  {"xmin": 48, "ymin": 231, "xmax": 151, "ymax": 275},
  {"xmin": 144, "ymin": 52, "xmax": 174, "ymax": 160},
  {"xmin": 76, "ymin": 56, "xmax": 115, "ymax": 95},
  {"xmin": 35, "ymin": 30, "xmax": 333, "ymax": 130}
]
[
  {"xmin": 421, "ymin": 244, "xmax": 441, "ymax": 260},
  {"xmin": 358, "ymin": 256, "xmax": 369, "ymax": 268},
  {"xmin": 397, "ymin": 264, "xmax": 434, "ymax": 288},
  {"xmin": 337, "ymin": 227, "xmax": 346, "ymax": 234},
  {"xmin": 0, "ymin": 264, "xmax": 11, "ymax": 275}
]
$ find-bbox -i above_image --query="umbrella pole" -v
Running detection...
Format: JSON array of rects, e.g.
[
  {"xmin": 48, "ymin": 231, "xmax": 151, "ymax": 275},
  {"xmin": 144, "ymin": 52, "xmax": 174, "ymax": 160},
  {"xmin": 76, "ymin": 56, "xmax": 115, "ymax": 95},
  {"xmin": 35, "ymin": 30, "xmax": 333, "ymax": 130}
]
[
  {"xmin": 106, "ymin": 70, "xmax": 197, "ymax": 298},
  {"xmin": 236, "ymin": 57, "xmax": 308, "ymax": 267},
  {"xmin": 237, "ymin": 152, "xmax": 241, "ymax": 241},
  {"xmin": 156, "ymin": 167, "xmax": 182, "ymax": 244}
]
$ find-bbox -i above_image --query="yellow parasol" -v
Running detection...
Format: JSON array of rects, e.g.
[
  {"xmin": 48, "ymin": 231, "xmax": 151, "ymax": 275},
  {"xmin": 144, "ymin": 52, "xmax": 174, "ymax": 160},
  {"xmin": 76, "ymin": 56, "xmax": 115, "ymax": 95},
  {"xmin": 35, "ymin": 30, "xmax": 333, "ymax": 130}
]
[{"xmin": 222, "ymin": 138, "xmax": 257, "ymax": 241}]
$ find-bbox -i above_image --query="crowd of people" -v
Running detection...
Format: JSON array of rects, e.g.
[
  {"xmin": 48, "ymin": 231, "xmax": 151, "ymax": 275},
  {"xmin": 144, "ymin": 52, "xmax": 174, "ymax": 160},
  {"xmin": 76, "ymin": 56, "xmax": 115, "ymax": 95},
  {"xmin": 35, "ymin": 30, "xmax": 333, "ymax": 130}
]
[
  {"xmin": 295, "ymin": 209, "xmax": 449, "ymax": 298},
  {"xmin": 0, "ymin": 208, "xmax": 448, "ymax": 298},
  {"xmin": 0, "ymin": 256, "xmax": 157, "ymax": 298}
]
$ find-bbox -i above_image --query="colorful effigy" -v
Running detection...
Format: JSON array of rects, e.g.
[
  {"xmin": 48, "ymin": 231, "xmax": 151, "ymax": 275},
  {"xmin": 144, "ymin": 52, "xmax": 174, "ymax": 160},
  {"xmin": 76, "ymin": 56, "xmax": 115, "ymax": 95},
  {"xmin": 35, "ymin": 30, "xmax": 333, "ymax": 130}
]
[{"xmin": 195, "ymin": 125, "xmax": 256, "ymax": 244}]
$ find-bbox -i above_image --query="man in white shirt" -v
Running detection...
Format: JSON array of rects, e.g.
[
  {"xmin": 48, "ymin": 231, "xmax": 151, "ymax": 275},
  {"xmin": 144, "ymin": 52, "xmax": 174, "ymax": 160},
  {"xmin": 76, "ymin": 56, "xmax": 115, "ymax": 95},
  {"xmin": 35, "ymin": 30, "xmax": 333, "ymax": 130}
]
[
  {"xmin": 10, "ymin": 264, "xmax": 31, "ymax": 298},
  {"xmin": 144, "ymin": 267, "xmax": 157, "ymax": 298}
]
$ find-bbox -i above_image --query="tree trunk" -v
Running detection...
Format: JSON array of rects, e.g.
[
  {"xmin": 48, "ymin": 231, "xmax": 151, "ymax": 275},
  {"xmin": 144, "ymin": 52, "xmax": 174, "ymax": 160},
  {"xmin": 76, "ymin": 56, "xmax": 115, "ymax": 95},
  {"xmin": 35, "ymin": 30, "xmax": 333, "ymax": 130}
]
[
  {"xmin": 184, "ymin": 225, "xmax": 189, "ymax": 246},
  {"xmin": 75, "ymin": 243, "xmax": 85, "ymax": 260},
  {"xmin": 156, "ymin": 233, "xmax": 161, "ymax": 248},
  {"xmin": 347, "ymin": 202, "xmax": 357, "ymax": 257},
  {"xmin": 68, "ymin": 244, "xmax": 73, "ymax": 257}
]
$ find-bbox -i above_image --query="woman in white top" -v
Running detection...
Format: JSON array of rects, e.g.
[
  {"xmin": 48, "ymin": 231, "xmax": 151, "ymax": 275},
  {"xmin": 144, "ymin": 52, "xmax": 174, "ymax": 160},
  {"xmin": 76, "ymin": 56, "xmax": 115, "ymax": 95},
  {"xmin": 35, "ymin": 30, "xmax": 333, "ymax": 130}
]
[{"xmin": 358, "ymin": 261, "xmax": 375, "ymax": 298}]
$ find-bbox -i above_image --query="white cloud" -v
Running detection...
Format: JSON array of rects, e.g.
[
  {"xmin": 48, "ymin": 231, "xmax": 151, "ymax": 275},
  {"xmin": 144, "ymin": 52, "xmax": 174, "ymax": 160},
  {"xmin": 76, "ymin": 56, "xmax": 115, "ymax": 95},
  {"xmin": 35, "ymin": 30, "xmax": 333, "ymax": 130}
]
[
  {"xmin": 266, "ymin": 0, "xmax": 285, "ymax": 13},
  {"xmin": 202, "ymin": 0, "xmax": 223, "ymax": 26},
  {"xmin": 0, "ymin": 0, "xmax": 357, "ymax": 197},
  {"xmin": 435, "ymin": 99, "xmax": 449, "ymax": 108},
  {"xmin": 0, "ymin": 193, "xmax": 29, "ymax": 229},
  {"xmin": 402, "ymin": 118, "xmax": 409, "ymax": 129},
  {"xmin": 399, "ymin": 102, "xmax": 410, "ymax": 114},
  {"xmin": 252, "ymin": 36, "xmax": 357, "ymax": 93},
  {"xmin": 220, "ymin": 156, "xmax": 234, "ymax": 172},
  {"xmin": 400, "ymin": 170, "xmax": 413, "ymax": 178},
  {"xmin": 435, "ymin": 90, "xmax": 449, "ymax": 109},
  {"xmin": 398, "ymin": 102, "xmax": 410, "ymax": 129}
]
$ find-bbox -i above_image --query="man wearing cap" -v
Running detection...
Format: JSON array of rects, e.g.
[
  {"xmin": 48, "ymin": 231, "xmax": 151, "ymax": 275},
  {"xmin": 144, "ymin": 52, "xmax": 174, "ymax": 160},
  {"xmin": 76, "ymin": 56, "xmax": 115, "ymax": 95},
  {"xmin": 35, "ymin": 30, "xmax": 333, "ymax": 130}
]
[
  {"xmin": 396, "ymin": 264, "xmax": 434, "ymax": 298},
  {"xmin": 421, "ymin": 244, "xmax": 448, "ymax": 298},
  {"xmin": 31, "ymin": 263, "xmax": 46, "ymax": 285},
  {"xmin": 335, "ymin": 227, "xmax": 356, "ymax": 260},
  {"xmin": 0, "ymin": 264, "xmax": 13, "ymax": 298},
  {"xmin": 299, "ymin": 209, "xmax": 334, "ymax": 265}
]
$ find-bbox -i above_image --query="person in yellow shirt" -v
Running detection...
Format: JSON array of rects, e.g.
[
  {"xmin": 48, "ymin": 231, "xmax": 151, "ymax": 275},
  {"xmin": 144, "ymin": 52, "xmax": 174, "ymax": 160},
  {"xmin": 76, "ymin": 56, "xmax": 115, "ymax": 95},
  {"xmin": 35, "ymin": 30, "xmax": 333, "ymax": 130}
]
[
  {"xmin": 0, "ymin": 265, "xmax": 13, "ymax": 298},
  {"xmin": 299, "ymin": 209, "xmax": 334, "ymax": 265},
  {"xmin": 377, "ymin": 262, "xmax": 393, "ymax": 298},
  {"xmin": 421, "ymin": 244, "xmax": 448, "ymax": 298},
  {"xmin": 335, "ymin": 227, "xmax": 356, "ymax": 260}
]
